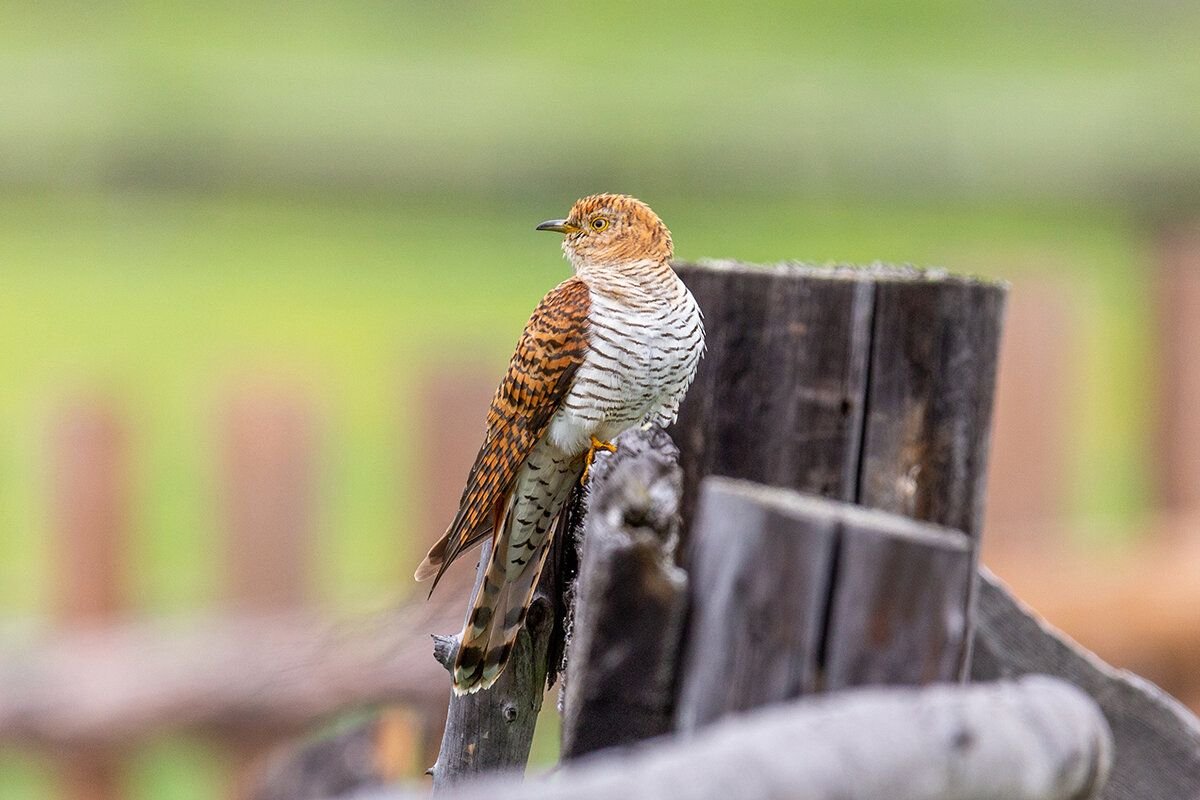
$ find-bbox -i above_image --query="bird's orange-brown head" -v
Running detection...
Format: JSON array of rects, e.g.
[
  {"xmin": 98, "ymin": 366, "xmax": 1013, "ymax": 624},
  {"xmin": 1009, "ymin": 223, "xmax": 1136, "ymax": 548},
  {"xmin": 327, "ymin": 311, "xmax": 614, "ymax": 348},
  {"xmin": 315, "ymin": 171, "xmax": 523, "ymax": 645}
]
[{"xmin": 537, "ymin": 194, "xmax": 673, "ymax": 270}]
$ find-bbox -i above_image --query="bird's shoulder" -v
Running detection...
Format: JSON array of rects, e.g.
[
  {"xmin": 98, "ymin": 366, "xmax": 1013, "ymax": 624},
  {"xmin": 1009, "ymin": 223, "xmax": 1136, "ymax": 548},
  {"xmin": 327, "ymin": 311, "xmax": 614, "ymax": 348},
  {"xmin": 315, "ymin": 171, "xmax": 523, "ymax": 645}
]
[
  {"xmin": 508, "ymin": 277, "xmax": 591, "ymax": 363},
  {"xmin": 527, "ymin": 276, "xmax": 590, "ymax": 330}
]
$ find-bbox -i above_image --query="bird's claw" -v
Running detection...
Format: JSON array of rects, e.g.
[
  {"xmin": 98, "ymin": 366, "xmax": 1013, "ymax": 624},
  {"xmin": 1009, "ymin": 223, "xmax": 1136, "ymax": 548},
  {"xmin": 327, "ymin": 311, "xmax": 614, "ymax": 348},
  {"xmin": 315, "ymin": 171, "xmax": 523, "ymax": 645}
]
[{"xmin": 581, "ymin": 435, "xmax": 618, "ymax": 485}]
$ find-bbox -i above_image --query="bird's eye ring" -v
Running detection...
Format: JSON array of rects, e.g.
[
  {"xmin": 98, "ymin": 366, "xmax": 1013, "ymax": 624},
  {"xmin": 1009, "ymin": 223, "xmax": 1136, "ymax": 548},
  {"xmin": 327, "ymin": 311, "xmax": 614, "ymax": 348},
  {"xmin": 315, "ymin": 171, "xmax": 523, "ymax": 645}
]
[{"xmin": 591, "ymin": 217, "xmax": 609, "ymax": 231}]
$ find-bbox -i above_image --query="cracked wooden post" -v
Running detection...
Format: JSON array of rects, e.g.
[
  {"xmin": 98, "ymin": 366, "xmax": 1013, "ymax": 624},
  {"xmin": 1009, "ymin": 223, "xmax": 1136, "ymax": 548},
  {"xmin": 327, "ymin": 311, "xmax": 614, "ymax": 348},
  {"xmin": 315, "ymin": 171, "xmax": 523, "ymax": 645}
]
[
  {"xmin": 857, "ymin": 270, "xmax": 1006, "ymax": 676},
  {"xmin": 670, "ymin": 260, "xmax": 1004, "ymax": 539},
  {"xmin": 668, "ymin": 262, "xmax": 875, "ymax": 538},
  {"xmin": 559, "ymin": 426, "xmax": 688, "ymax": 759}
]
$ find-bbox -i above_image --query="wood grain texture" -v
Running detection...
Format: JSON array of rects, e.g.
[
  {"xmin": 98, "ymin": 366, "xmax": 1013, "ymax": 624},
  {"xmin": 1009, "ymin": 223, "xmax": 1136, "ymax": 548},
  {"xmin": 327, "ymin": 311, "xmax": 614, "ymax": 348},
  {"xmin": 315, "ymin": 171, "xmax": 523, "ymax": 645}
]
[
  {"xmin": 675, "ymin": 478, "xmax": 973, "ymax": 730},
  {"xmin": 823, "ymin": 503, "xmax": 971, "ymax": 689},
  {"xmin": 669, "ymin": 261, "xmax": 875, "ymax": 537},
  {"xmin": 670, "ymin": 260, "xmax": 1005, "ymax": 551},
  {"xmin": 560, "ymin": 426, "xmax": 687, "ymax": 759},
  {"xmin": 363, "ymin": 677, "xmax": 1112, "ymax": 800},
  {"xmin": 972, "ymin": 568, "xmax": 1200, "ymax": 800},
  {"xmin": 674, "ymin": 479, "xmax": 838, "ymax": 731},
  {"xmin": 670, "ymin": 261, "xmax": 1005, "ymax": 686},
  {"xmin": 857, "ymin": 272, "xmax": 1007, "ymax": 541}
]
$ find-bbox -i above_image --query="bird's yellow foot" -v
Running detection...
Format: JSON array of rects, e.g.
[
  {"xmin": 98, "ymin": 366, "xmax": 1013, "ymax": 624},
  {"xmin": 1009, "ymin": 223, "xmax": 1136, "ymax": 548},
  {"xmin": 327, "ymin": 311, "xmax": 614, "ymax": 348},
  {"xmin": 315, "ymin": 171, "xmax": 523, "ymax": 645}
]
[{"xmin": 580, "ymin": 435, "xmax": 618, "ymax": 485}]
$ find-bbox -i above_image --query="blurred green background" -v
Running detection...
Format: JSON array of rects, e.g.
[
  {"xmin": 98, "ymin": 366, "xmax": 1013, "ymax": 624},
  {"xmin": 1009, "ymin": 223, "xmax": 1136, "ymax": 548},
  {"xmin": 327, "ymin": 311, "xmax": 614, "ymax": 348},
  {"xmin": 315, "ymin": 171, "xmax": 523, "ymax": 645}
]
[{"xmin": 3, "ymin": 1, "xmax": 1199, "ymax": 797}]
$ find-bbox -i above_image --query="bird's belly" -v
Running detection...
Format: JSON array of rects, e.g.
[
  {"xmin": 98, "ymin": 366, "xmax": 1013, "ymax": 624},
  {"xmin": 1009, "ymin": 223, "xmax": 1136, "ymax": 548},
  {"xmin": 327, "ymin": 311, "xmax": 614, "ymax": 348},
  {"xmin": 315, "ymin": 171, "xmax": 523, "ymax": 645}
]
[{"xmin": 547, "ymin": 286, "xmax": 703, "ymax": 453}]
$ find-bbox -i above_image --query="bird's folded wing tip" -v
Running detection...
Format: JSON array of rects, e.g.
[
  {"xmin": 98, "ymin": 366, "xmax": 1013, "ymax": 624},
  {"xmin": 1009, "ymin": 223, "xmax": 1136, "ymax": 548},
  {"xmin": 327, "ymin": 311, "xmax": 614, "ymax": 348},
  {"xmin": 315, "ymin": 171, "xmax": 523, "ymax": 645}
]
[{"xmin": 414, "ymin": 560, "xmax": 438, "ymax": 582}]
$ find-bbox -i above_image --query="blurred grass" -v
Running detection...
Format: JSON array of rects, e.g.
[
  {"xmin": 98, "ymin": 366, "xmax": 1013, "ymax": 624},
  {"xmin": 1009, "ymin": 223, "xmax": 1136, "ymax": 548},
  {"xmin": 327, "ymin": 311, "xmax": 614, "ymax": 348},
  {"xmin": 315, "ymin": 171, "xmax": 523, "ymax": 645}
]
[{"xmin": 0, "ymin": 752, "xmax": 49, "ymax": 800}]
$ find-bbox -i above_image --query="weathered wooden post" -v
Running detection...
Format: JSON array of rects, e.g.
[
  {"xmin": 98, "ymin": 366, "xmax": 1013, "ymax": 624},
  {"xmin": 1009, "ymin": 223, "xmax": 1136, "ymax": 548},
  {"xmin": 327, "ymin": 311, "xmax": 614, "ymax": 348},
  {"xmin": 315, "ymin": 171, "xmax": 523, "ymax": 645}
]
[
  {"xmin": 222, "ymin": 386, "xmax": 318, "ymax": 613},
  {"xmin": 669, "ymin": 262, "xmax": 875, "ymax": 529},
  {"xmin": 559, "ymin": 427, "xmax": 688, "ymax": 759},
  {"xmin": 671, "ymin": 260, "xmax": 1005, "ymax": 678},
  {"xmin": 1153, "ymin": 223, "xmax": 1200, "ymax": 513},
  {"xmin": 671, "ymin": 261, "xmax": 1005, "ymax": 541},
  {"xmin": 673, "ymin": 480, "xmax": 838, "ymax": 729},
  {"xmin": 674, "ymin": 478, "xmax": 972, "ymax": 730},
  {"xmin": 821, "ymin": 499, "xmax": 971, "ymax": 689},
  {"xmin": 221, "ymin": 386, "xmax": 320, "ymax": 799}
]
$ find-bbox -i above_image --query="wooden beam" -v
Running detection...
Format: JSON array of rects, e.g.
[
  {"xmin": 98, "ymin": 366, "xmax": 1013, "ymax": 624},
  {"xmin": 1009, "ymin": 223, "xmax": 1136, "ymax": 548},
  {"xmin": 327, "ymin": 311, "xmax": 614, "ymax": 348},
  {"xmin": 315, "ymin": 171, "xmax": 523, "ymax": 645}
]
[
  {"xmin": 220, "ymin": 386, "xmax": 321, "ymax": 798},
  {"xmin": 363, "ymin": 677, "xmax": 1112, "ymax": 800},
  {"xmin": 857, "ymin": 270, "xmax": 1006, "ymax": 543},
  {"xmin": 221, "ymin": 386, "xmax": 318, "ymax": 612},
  {"xmin": 822, "ymin": 502, "xmax": 971, "ymax": 689}
]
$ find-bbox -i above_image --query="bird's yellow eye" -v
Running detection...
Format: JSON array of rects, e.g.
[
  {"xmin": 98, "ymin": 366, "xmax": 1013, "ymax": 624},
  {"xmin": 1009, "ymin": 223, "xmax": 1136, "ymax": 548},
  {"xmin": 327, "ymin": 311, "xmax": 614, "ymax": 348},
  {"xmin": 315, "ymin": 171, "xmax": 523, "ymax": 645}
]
[{"xmin": 590, "ymin": 217, "xmax": 609, "ymax": 231}]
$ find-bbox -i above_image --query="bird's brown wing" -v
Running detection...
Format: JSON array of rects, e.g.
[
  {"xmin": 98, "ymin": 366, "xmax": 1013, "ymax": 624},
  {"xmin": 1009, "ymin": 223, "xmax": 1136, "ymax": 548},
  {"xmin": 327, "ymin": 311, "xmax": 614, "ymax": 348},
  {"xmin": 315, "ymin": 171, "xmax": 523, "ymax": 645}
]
[{"xmin": 415, "ymin": 277, "xmax": 591, "ymax": 591}]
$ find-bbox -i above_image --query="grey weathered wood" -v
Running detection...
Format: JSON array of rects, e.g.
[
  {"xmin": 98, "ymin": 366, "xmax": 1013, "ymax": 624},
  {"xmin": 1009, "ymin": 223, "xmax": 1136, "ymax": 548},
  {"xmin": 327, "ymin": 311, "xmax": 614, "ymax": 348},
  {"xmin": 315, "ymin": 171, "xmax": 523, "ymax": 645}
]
[
  {"xmin": 674, "ymin": 479, "xmax": 839, "ymax": 731},
  {"xmin": 972, "ymin": 568, "xmax": 1200, "ymax": 800},
  {"xmin": 670, "ymin": 261, "xmax": 1005, "ymax": 550},
  {"xmin": 669, "ymin": 261, "xmax": 875, "ymax": 535},
  {"xmin": 823, "ymin": 502, "xmax": 972, "ymax": 689},
  {"xmin": 854, "ymin": 271, "xmax": 1005, "ymax": 678},
  {"xmin": 355, "ymin": 677, "xmax": 1112, "ymax": 800},
  {"xmin": 675, "ymin": 478, "xmax": 974, "ymax": 730},
  {"xmin": 429, "ymin": 529, "xmax": 564, "ymax": 791},
  {"xmin": 857, "ymin": 271, "xmax": 1006, "ymax": 541},
  {"xmin": 670, "ymin": 261, "xmax": 1005, "ymax": 684},
  {"xmin": 559, "ymin": 426, "xmax": 688, "ymax": 759}
]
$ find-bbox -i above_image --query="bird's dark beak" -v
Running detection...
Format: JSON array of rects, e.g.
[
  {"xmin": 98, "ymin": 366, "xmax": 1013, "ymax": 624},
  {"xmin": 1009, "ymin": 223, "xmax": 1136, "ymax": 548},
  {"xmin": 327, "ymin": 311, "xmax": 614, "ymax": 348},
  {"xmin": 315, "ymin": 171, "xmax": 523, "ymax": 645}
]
[{"xmin": 536, "ymin": 219, "xmax": 579, "ymax": 234}]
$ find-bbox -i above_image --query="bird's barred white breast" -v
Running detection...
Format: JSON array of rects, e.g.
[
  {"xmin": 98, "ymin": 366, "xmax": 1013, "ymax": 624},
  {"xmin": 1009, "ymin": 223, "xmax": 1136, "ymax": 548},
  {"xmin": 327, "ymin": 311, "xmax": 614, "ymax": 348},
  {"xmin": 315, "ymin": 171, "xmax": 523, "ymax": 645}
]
[{"xmin": 547, "ymin": 268, "xmax": 704, "ymax": 454}]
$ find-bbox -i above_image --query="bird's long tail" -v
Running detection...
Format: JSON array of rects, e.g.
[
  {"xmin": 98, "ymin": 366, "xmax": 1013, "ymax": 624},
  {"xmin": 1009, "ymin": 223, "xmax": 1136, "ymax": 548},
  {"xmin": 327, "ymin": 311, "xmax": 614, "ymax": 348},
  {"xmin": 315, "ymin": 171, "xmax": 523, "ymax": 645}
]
[{"xmin": 451, "ymin": 503, "xmax": 556, "ymax": 694}]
